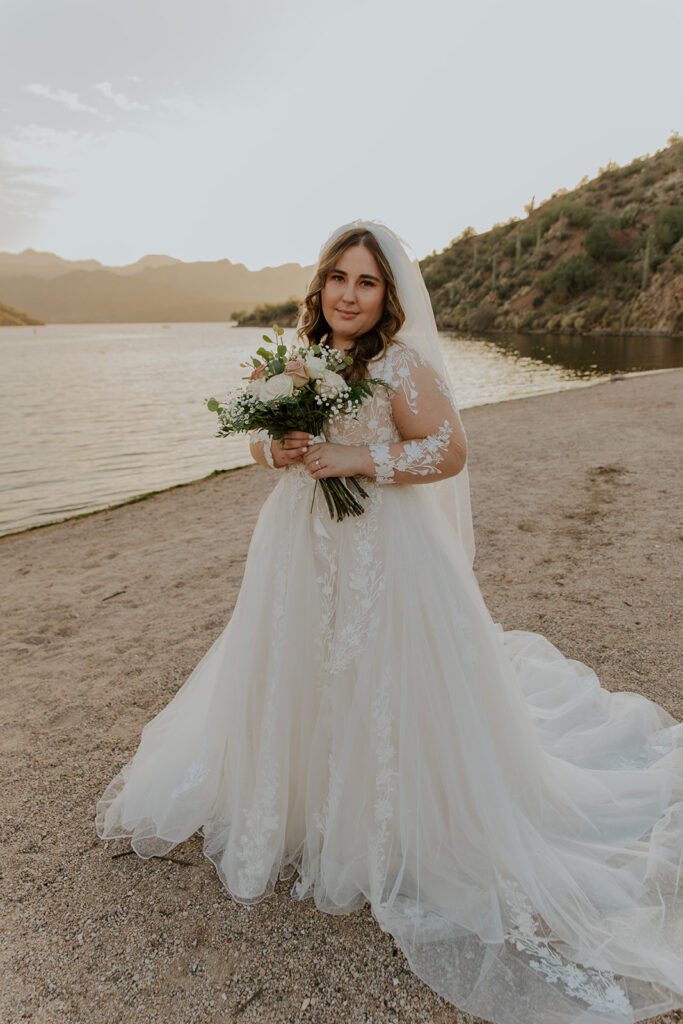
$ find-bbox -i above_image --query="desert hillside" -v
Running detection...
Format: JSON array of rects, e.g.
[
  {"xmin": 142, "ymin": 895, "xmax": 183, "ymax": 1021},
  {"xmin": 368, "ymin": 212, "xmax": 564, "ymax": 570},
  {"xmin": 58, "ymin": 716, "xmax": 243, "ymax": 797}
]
[{"xmin": 422, "ymin": 136, "xmax": 683, "ymax": 335}]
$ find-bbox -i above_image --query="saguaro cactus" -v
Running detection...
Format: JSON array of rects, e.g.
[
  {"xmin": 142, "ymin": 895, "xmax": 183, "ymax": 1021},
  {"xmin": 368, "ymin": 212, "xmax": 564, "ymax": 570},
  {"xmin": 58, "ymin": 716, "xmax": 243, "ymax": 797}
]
[{"xmin": 641, "ymin": 226, "xmax": 654, "ymax": 290}]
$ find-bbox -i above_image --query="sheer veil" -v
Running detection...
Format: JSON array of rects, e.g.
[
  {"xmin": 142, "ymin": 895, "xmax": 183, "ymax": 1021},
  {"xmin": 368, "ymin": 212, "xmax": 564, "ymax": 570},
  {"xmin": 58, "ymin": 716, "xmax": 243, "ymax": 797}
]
[{"xmin": 295, "ymin": 218, "xmax": 476, "ymax": 568}]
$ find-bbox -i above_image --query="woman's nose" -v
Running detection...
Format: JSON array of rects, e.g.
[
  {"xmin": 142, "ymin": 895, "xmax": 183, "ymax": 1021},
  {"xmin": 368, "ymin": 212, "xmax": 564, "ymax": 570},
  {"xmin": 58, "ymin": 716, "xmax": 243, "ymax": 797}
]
[{"xmin": 342, "ymin": 279, "xmax": 357, "ymax": 302}]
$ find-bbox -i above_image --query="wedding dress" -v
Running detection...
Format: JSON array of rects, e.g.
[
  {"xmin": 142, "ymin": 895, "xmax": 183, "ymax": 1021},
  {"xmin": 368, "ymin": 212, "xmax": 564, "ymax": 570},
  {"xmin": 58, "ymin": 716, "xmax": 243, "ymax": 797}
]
[{"xmin": 96, "ymin": 340, "xmax": 682, "ymax": 1024}]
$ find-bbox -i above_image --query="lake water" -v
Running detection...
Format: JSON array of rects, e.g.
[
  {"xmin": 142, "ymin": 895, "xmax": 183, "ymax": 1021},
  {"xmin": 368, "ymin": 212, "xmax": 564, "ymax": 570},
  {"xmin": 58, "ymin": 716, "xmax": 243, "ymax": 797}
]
[{"xmin": 1, "ymin": 323, "xmax": 680, "ymax": 536}]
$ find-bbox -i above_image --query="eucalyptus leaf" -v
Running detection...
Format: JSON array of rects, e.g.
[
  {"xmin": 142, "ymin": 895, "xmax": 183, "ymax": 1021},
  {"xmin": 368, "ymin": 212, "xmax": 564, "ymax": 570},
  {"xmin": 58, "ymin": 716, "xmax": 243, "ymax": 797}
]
[{"xmin": 207, "ymin": 397, "xmax": 219, "ymax": 412}]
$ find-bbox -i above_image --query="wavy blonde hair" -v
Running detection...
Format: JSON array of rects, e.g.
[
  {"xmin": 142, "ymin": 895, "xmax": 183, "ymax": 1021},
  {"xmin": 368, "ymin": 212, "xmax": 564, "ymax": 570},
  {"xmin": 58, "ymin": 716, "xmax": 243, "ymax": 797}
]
[{"xmin": 296, "ymin": 228, "xmax": 406, "ymax": 384}]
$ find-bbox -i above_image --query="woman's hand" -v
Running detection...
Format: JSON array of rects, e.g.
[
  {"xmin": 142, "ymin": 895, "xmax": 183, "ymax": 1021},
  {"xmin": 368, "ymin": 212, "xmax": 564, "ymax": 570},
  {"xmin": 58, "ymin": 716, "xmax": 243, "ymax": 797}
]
[
  {"xmin": 301, "ymin": 440, "xmax": 366, "ymax": 480},
  {"xmin": 270, "ymin": 430, "xmax": 314, "ymax": 469}
]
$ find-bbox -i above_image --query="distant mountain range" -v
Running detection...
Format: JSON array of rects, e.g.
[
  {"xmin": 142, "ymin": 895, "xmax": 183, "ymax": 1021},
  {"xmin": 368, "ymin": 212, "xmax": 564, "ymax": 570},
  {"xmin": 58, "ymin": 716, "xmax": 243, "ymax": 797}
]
[{"xmin": 0, "ymin": 250, "xmax": 315, "ymax": 324}]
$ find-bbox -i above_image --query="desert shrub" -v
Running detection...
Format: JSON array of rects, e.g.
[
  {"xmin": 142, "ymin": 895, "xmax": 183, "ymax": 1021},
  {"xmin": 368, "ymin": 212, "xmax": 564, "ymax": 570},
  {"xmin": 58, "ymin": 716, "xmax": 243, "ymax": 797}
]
[
  {"xmin": 584, "ymin": 296, "xmax": 611, "ymax": 323},
  {"xmin": 517, "ymin": 270, "xmax": 532, "ymax": 286},
  {"xmin": 653, "ymin": 204, "xmax": 683, "ymax": 251},
  {"xmin": 557, "ymin": 201, "xmax": 595, "ymax": 228},
  {"xmin": 614, "ymin": 158, "xmax": 646, "ymax": 180},
  {"xmin": 495, "ymin": 281, "xmax": 516, "ymax": 301},
  {"xmin": 583, "ymin": 217, "xmax": 623, "ymax": 262},
  {"xmin": 618, "ymin": 204, "xmax": 640, "ymax": 229},
  {"xmin": 469, "ymin": 303, "xmax": 498, "ymax": 331},
  {"xmin": 541, "ymin": 254, "xmax": 596, "ymax": 295},
  {"xmin": 532, "ymin": 293, "xmax": 545, "ymax": 308},
  {"xmin": 536, "ymin": 249, "xmax": 553, "ymax": 268}
]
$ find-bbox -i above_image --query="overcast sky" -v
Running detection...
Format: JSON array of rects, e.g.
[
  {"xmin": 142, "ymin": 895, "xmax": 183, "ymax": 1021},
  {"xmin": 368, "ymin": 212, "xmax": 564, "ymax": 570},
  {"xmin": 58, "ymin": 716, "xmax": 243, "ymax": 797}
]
[{"xmin": 1, "ymin": 0, "xmax": 680, "ymax": 270}]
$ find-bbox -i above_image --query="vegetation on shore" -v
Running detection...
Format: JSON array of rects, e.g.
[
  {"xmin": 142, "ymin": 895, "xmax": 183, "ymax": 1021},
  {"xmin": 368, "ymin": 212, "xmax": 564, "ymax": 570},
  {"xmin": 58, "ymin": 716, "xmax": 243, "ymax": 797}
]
[
  {"xmin": 0, "ymin": 300, "xmax": 44, "ymax": 327},
  {"xmin": 231, "ymin": 297, "xmax": 301, "ymax": 327}
]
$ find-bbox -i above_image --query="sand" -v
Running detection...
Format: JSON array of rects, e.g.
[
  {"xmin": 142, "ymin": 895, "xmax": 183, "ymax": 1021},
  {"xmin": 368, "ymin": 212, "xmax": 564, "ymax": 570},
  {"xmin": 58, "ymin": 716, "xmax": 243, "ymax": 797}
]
[{"xmin": 1, "ymin": 369, "xmax": 681, "ymax": 1024}]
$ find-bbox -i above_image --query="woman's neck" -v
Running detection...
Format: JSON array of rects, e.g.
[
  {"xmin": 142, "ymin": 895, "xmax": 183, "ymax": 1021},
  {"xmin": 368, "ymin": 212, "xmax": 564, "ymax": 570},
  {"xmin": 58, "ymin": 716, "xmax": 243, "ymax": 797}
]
[{"xmin": 325, "ymin": 331, "xmax": 354, "ymax": 354}]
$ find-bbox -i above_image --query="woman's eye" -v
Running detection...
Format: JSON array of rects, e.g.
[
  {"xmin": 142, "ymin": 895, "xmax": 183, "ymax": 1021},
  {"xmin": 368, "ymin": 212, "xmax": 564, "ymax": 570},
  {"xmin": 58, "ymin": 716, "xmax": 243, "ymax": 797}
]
[{"xmin": 330, "ymin": 274, "xmax": 373, "ymax": 286}]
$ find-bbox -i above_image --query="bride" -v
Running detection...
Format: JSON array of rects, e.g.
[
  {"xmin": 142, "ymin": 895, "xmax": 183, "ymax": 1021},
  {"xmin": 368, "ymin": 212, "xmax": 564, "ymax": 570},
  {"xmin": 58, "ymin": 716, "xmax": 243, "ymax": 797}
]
[{"xmin": 96, "ymin": 219, "xmax": 682, "ymax": 1024}]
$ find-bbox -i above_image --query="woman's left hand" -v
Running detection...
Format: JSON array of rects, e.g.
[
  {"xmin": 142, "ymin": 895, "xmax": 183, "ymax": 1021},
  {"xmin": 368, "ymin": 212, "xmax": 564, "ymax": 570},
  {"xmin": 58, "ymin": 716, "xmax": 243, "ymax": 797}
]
[{"xmin": 301, "ymin": 440, "xmax": 363, "ymax": 479}]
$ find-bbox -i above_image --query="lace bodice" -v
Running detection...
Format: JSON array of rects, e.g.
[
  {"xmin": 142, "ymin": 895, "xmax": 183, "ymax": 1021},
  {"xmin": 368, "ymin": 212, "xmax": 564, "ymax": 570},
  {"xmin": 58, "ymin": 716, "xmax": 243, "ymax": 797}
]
[
  {"xmin": 326, "ymin": 341, "xmax": 466, "ymax": 484},
  {"xmin": 322, "ymin": 347, "xmax": 403, "ymax": 447}
]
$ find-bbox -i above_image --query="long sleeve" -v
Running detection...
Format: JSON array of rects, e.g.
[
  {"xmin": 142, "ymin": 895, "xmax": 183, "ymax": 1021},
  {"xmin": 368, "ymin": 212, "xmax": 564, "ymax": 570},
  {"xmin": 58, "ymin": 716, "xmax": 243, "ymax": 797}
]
[
  {"xmin": 368, "ymin": 344, "xmax": 467, "ymax": 485},
  {"xmin": 249, "ymin": 428, "xmax": 277, "ymax": 469}
]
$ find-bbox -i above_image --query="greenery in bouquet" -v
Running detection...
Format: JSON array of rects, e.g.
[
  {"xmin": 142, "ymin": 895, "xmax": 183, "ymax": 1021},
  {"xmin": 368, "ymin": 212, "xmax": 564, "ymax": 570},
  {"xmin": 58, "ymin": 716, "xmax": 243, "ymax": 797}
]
[{"xmin": 206, "ymin": 325, "xmax": 394, "ymax": 521}]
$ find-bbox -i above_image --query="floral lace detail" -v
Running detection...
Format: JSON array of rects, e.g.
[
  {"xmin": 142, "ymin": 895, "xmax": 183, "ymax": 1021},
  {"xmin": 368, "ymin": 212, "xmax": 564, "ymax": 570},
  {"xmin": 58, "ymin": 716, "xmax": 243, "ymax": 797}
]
[
  {"xmin": 235, "ymin": 469, "xmax": 309, "ymax": 898},
  {"xmin": 368, "ymin": 442, "xmax": 396, "ymax": 485},
  {"xmin": 170, "ymin": 757, "xmax": 209, "ymax": 799},
  {"xmin": 500, "ymin": 878, "xmax": 631, "ymax": 1014},
  {"xmin": 391, "ymin": 419, "xmax": 454, "ymax": 477},
  {"xmin": 311, "ymin": 504, "xmax": 339, "ymax": 683},
  {"xmin": 369, "ymin": 419, "xmax": 456, "ymax": 484},
  {"xmin": 434, "ymin": 375, "xmax": 462, "ymax": 420},
  {"xmin": 369, "ymin": 664, "xmax": 399, "ymax": 902},
  {"xmin": 378, "ymin": 343, "xmax": 434, "ymax": 415},
  {"xmin": 250, "ymin": 427, "xmax": 276, "ymax": 469},
  {"xmin": 313, "ymin": 750, "xmax": 343, "ymax": 838},
  {"xmin": 327, "ymin": 488, "xmax": 386, "ymax": 677}
]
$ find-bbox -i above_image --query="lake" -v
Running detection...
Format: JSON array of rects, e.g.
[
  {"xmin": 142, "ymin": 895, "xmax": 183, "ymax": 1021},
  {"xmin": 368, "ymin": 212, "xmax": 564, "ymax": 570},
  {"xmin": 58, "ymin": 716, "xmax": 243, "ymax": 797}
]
[{"xmin": 1, "ymin": 323, "xmax": 680, "ymax": 536}]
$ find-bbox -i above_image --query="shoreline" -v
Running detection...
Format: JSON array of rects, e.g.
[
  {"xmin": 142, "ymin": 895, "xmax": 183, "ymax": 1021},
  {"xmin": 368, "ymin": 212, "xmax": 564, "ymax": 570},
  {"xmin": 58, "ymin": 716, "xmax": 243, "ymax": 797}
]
[
  {"xmin": 1, "ymin": 366, "xmax": 681, "ymax": 1024},
  {"xmin": 2, "ymin": 364, "xmax": 679, "ymax": 543},
  {"xmin": 4, "ymin": 320, "xmax": 682, "ymax": 337}
]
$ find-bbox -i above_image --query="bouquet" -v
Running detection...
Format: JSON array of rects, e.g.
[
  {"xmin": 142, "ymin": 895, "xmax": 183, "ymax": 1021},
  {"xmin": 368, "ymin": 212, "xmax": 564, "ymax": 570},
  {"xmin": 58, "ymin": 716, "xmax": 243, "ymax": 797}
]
[{"xmin": 206, "ymin": 325, "xmax": 394, "ymax": 521}]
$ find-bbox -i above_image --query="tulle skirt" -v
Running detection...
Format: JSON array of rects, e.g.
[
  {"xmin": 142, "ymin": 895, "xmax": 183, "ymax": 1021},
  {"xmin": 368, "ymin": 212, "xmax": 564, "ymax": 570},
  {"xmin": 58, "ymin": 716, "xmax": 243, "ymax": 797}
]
[{"xmin": 96, "ymin": 462, "xmax": 683, "ymax": 1024}]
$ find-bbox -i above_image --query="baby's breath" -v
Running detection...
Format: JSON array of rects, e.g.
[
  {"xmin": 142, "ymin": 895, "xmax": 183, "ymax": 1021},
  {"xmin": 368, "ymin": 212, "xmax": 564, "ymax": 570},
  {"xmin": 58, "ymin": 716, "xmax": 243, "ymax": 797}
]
[{"xmin": 206, "ymin": 325, "xmax": 395, "ymax": 520}]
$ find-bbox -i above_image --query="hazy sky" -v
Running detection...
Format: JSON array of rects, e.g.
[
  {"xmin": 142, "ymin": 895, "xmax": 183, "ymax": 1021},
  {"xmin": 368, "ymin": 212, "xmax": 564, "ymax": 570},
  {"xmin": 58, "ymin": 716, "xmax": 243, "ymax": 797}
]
[{"xmin": 1, "ymin": 0, "xmax": 680, "ymax": 269}]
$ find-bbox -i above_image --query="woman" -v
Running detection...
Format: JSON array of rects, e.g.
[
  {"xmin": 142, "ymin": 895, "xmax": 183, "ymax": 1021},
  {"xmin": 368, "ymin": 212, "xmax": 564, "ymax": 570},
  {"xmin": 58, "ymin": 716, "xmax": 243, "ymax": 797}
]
[{"xmin": 97, "ymin": 219, "xmax": 682, "ymax": 1024}]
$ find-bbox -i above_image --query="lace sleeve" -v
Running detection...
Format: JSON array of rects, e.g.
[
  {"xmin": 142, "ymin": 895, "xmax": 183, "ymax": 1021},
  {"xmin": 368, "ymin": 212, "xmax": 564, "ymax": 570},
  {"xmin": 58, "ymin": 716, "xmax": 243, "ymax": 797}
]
[
  {"xmin": 368, "ymin": 344, "xmax": 467, "ymax": 485},
  {"xmin": 249, "ymin": 428, "xmax": 276, "ymax": 469}
]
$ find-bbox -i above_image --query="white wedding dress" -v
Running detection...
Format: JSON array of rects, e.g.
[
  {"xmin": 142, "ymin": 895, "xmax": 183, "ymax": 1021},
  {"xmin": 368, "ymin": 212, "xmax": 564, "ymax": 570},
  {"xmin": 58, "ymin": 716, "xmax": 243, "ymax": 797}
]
[{"xmin": 96, "ymin": 342, "xmax": 682, "ymax": 1024}]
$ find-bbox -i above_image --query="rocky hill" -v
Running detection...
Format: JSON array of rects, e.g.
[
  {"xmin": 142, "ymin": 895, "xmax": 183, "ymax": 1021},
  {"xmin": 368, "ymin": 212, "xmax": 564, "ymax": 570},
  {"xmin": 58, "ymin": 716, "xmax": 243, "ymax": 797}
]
[{"xmin": 422, "ymin": 137, "xmax": 683, "ymax": 335}]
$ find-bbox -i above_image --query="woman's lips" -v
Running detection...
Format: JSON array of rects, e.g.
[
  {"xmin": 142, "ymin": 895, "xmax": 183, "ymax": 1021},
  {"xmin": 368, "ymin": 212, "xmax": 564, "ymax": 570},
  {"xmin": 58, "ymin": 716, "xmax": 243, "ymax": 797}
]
[{"xmin": 337, "ymin": 310, "xmax": 358, "ymax": 318}]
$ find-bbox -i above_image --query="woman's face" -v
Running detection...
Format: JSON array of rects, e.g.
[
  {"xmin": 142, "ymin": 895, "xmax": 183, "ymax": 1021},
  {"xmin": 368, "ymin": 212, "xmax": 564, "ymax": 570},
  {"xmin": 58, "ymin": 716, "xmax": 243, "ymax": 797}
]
[{"xmin": 321, "ymin": 244, "xmax": 386, "ymax": 347}]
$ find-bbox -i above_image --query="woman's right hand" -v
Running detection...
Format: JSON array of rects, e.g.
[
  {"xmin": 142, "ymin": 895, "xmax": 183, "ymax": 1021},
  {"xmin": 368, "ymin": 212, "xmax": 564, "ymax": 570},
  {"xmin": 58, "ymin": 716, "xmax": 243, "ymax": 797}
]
[{"xmin": 271, "ymin": 430, "xmax": 315, "ymax": 469}]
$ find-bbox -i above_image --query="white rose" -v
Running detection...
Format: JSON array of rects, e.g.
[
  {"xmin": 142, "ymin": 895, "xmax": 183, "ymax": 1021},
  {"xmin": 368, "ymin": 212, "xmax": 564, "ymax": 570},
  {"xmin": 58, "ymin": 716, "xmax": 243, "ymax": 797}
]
[
  {"xmin": 304, "ymin": 353, "xmax": 328, "ymax": 379},
  {"xmin": 245, "ymin": 378, "xmax": 265, "ymax": 399},
  {"xmin": 259, "ymin": 372, "xmax": 295, "ymax": 401},
  {"xmin": 315, "ymin": 369, "xmax": 347, "ymax": 399}
]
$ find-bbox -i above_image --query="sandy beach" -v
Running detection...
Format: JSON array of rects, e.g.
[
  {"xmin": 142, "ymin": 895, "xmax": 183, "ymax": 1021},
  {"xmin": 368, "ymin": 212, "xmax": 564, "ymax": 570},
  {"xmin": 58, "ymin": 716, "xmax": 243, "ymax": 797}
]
[{"xmin": 1, "ymin": 369, "xmax": 681, "ymax": 1024}]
